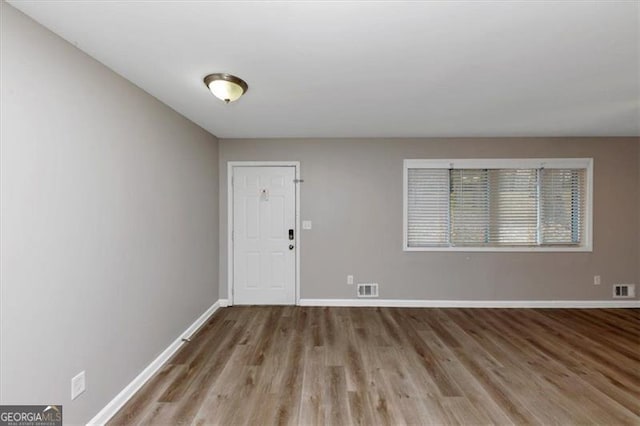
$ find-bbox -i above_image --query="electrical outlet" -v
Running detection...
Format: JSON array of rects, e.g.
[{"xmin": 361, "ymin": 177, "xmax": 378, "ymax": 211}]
[
  {"xmin": 347, "ymin": 275, "xmax": 354, "ymax": 285},
  {"xmin": 71, "ymin": 371, "xmax": 86, "ymax": 400},
  {"xmin": 594, "ymin": 275, "xmax": 601, "ymax": 285}
]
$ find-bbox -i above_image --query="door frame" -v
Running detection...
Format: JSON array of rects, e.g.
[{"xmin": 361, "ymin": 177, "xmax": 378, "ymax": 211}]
[{"xmin": 227, "ymin": 161, "xmax": 301, "ymax": 306}]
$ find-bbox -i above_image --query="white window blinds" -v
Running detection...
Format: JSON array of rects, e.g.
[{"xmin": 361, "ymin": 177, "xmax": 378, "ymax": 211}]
[
  {"xmin": 488, "ymin": 169, "xmax": 538, "ymax": 246},
  {"xmin": 540, "ymin": 169, "xmax": 585, "ymax": 245},
  {"xmin": 450, "ymin": 169, "xmax": 489, "ymax": 246},
  {"xmin": 407, "ymin": 169, "xmax": 449, "ymax": 247},
  {"xmin": 405, "ymin": 160, "xmax": 590, "ymax": 250}
]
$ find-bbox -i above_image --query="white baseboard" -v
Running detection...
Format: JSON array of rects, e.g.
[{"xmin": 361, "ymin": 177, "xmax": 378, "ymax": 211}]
[
  {"xmin": 87, "ymin": 300, "xmax": 224, "ymax": 425},
  {"xmin": 218, "ymin": 298, "xmax": 229, "ymax": 307},
  {"xmin": 298, "ymin": 298, "xmax": 640, "ymax": 308}
]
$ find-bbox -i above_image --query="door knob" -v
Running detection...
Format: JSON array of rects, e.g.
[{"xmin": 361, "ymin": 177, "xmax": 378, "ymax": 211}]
[{"xmin": 289, "ymin": 244, "xmax": 295, "ymax": 250}]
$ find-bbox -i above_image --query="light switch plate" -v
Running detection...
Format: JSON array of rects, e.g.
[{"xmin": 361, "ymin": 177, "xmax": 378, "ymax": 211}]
[
  {"xmin": 71, "ymin": 371, "xmax": 86, "ymax": 400},
  {"xmin": 302, "ymin": 220, "xmax": 312, "ymax": 230}
]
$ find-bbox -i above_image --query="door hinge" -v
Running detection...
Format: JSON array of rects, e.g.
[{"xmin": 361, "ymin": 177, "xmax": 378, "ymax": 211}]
[{"xmin": 293, "ymin": 179, "xmax": 304, "ymax": 183}]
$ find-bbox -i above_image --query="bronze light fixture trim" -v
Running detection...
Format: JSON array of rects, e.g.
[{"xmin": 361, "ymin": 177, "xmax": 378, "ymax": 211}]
[{"xmin": 203, "ymin": 73, "xmax": 249, "ymax": 103}]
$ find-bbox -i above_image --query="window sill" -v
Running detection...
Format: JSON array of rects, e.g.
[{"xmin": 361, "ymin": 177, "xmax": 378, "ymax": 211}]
[{"xmin": 403, "ymin": 245, "xmax": 593, "ymax": 252}]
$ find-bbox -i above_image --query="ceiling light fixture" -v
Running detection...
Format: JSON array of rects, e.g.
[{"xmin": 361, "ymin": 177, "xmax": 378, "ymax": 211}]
[{"xmin": 203, "ymin": 73, "xmax": 248, "ymax": 104}]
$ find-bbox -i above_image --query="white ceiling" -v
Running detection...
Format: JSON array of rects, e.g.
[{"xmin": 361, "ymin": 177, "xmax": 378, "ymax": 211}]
[{"xmin": 9, "ymin": 1, "xmax": 640, "ymax": 138}]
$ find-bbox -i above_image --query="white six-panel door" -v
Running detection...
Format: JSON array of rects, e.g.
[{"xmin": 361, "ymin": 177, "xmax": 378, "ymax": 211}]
[{"xmin": 232, "ymin": 166, "xmax": 296, "ymax": 305}]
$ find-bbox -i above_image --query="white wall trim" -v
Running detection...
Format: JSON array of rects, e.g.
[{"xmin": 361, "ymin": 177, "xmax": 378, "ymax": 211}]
[
  {"xmin": 298, "ymin": 299, "xmax": 640, "ymax": 308},
  {"xmin": 227, "ymin": 161, "xmax": 301, "ymax": 306},
  {"xmin": 404, "ymin": 158, "xmax": 593, "ymax": 170},
  {"xmin": 87, "ymin": 300, "xmax": 224, "ymax": 425}
]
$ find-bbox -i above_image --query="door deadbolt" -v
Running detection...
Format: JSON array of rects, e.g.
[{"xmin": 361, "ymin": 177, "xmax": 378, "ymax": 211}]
[{"xmin": 289, "ymin": 244, "xmax": 295, "ymax": 250}]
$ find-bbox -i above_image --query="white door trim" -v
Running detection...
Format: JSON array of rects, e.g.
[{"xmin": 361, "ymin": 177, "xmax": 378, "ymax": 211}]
[{"xmin": 227, "ymin": 161, "xmax": 301, "ymax": 306}]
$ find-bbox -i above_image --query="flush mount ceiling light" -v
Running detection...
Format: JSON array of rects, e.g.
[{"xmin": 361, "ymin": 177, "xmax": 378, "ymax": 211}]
[{"xmin": 203, "ymin": 73, "xmax": 248, "ymax": 104}]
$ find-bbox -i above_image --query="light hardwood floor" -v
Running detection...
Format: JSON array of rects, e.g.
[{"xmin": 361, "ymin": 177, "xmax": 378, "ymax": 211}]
[{"xmin": 109, "ymin": 307, "xmax": 640, "ymax": 425}]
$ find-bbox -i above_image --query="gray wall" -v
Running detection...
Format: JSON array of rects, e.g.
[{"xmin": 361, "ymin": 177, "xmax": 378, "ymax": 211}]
[
  {"xmin": 1, "ymin": 3, "xmax": 219, "ymax": 424},
  {"xmin": 220, "ymin": 138, "xmax": 639, "ymax": 301}
]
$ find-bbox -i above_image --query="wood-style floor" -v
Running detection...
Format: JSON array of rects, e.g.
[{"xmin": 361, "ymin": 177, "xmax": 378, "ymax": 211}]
[{"xmin": 109, "ymin": 307, "xmax": 640, "ymax": 425}]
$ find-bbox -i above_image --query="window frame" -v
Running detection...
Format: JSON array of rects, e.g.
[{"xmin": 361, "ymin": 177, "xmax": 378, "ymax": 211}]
[{"xmin": 402, "ymin": 158, "xmax": 594, "ymax": 252}]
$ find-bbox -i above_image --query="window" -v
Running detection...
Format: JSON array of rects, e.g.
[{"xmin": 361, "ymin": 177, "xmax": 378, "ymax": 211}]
[{"xmin": 403, "ymin": 159, "xmax": 593, "ymax": 251}]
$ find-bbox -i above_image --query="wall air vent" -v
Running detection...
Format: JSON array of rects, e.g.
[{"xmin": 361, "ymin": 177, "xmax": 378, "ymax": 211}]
[
  {"xmin": 613, "ymin": 284, "xmax": 635, "ymax": 298},
  {"xmin": 357, "ymin": 283, "xmax": 378, "ymax": 298}
]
